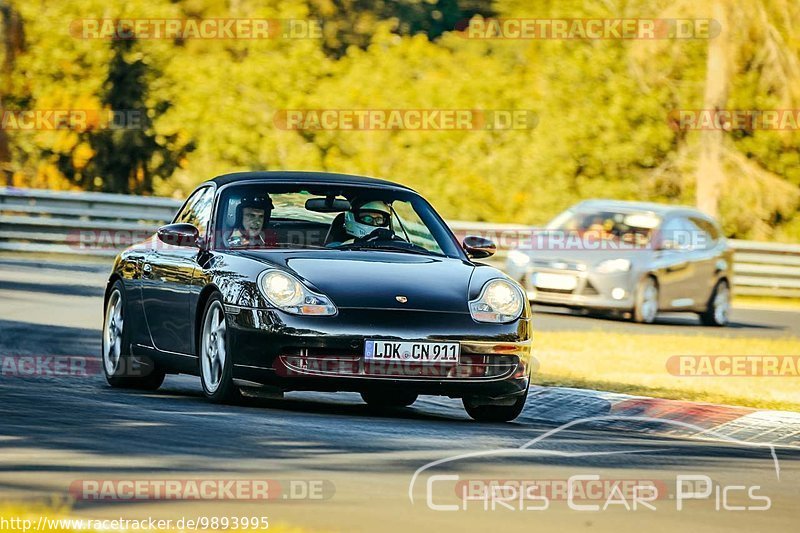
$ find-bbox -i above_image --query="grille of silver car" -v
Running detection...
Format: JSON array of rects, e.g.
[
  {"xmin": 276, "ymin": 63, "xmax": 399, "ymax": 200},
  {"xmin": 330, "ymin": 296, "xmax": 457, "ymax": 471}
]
[{"xmin": 535, "ymin": 287, "xmax": 574, "ymax": 294}]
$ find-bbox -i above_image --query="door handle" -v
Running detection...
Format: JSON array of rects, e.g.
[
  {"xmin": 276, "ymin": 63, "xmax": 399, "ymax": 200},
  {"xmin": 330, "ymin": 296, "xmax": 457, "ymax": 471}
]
[{"xmin": 666, "ymin": 262, "xmax": 688, "ymax": 273}]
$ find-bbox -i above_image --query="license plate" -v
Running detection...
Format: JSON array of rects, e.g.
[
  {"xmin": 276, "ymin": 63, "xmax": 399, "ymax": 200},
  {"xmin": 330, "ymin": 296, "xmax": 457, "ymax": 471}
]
[
  {"xmin": 533, "ymin": 272, "xmax": 578, "ymax": 290},
  {"xmin": 364, "ymin": 340, "xmax": 460, "ymax": 363}
]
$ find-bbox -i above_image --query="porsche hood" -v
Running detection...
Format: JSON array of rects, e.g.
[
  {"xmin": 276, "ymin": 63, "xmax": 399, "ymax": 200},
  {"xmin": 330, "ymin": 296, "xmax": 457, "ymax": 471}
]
[{"xmin": 238, "ymin": 250, "xmax": 475, "ymax": 312}]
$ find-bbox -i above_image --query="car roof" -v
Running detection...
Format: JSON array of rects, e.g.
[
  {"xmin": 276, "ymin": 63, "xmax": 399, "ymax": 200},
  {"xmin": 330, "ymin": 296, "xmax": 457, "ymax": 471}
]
[
  {"xmin": 573, "ymin": 199, "xmax": 711, "ymax": 219},
  {"xmin": 205, "ymin": 171, "xmax": 415, "ymax": 191}
]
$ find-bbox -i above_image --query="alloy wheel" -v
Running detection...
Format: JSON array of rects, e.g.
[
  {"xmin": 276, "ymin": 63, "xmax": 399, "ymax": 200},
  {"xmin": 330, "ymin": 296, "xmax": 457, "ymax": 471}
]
[
  {"xmin": 103, "ymin": 289, "xmax": 124, "ymax": 376},
  {"xmin": 201, "ymin": 301, "xmax": 227, "ymax": 393}
]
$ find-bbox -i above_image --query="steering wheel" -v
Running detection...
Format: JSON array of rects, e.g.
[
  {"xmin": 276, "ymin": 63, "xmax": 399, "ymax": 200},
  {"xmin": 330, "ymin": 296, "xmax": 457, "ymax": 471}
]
[{"xmin": 354, "ymin": 228, "xmax": 404, "ymax": 244}]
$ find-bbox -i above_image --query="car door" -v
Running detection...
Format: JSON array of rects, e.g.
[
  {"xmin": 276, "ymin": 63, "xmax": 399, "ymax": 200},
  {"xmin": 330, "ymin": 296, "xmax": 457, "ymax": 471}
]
[
  {"xmin": 653, "ymin": 216, "xmax": 697, "ymax": 309},
  {"xmin": 141, "ymin": 186, "xmax": 215, "ymax": 354},
  {"xmin": 686, "ymin": 216, "xmax": 722, "ymax": 307}
]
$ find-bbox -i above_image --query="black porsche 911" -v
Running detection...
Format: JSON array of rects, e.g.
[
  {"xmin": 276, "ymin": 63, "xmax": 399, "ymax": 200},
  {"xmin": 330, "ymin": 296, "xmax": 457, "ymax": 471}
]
[{"xmin": 102, "ymin": 171, "xmax": 533, "ymax": 421}]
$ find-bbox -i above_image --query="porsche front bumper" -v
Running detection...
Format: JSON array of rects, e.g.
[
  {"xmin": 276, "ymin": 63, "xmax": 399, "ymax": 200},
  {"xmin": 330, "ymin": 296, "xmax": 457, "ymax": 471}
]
[{"xmin": 225, "ymin": 306, "xmax": 533, "ymax": 399}]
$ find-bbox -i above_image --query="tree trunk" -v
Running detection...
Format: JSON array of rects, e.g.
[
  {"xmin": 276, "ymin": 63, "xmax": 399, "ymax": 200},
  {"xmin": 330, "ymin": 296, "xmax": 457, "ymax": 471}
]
[
  {"xmin": 0, "ymin": 3, "xmax": 25, "ymax": 186},
  {"xmin": 696, "ymin": 1, "xmax": 729, "ymax": 217}
]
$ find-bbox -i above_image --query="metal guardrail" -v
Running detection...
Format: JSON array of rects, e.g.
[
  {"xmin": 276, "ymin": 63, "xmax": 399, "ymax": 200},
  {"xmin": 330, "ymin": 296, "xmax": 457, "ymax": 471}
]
[
  {"xmin": 727, "ymin": 241, "xmax": 800, "ymax": 298},
  {"xmin": 0, "ymin": 187, "xmax": 181, "ymax": 257},
  {"xmin": 2, "ymin": 186, "xmax": 799, "ymax": 298}
]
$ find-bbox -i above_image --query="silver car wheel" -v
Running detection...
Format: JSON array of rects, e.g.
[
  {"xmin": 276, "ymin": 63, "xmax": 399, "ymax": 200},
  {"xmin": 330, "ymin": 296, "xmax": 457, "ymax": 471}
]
[
  {"xmin": 639, "ymin": 279, "xmax": 658, "ymax": 323},
  {"xmin": 713, "ymin": 282, "xmax": 731, "ymax": 325},
  {"xmin": 201, "ymin": 301, "xmax": 227, "ymax": 394},
  {"xmin": 103, "ymin": 289, "xmax": 123, "ymax": 376}
]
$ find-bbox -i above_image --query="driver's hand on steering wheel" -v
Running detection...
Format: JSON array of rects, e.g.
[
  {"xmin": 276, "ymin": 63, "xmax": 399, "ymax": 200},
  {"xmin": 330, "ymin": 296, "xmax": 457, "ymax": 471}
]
[{"xmin": 355, "ymin": 227, "xmax": 403, "ymax": 243}]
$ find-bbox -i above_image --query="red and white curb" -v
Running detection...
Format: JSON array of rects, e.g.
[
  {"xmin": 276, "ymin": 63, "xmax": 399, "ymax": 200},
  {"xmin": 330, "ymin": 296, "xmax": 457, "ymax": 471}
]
[{"xmin": 521, "ymin": 386, "xmax": 800, "ymax": 448}]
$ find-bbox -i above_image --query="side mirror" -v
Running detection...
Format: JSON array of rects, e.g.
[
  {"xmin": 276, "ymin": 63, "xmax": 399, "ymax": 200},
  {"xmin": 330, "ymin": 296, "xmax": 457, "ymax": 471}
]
[
  {"xmin": 463, "ymin": 235, "xmax": 496, "ymax": 259},
  {"xmin": 157, "ymin": 223, "xmax": 200, "ymax": 248}
]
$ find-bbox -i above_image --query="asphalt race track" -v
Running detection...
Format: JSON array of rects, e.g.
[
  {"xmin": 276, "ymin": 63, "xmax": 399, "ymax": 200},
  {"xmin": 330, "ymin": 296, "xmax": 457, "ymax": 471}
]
[{"xmin": 1, "ymin": 258, "xmax": 799, "ymax": 532}]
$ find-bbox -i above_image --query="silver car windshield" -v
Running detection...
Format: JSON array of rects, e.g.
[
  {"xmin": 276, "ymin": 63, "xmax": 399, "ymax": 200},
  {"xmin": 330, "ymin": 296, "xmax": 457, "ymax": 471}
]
[{"xmin": 546, "ymin": 209, "xmax": 661, "ymax": 246}]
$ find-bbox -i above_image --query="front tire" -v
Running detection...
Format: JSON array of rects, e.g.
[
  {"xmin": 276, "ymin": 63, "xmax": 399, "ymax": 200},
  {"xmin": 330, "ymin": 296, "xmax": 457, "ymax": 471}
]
[
  {"xmin": 361, "ymin": 391, "xmax": 418, "ymax": 409},
  {"xmin": 199, "ymin": 294, "xmax": 240, "ymax": 403},
  {"xmin": 633, "ymin": 276, "xmax": 659, "ymax": 324},
  {"xmin": 700, "ymin": 279, "xmax": 730, "ymax": 327},
  {"xmin": 463, "ymin": 387, "xmax": 528, "ymax": 422},
  {"xmin": 102, "ymin": 281, "xmax": 165, "ymax": 390}
]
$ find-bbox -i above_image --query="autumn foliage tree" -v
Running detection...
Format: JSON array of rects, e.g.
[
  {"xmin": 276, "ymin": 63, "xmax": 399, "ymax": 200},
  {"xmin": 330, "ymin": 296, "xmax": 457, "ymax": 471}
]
[
  {"xmin": 3, "ymin": 0, "xmax": 800, "ymax": 239},
  {"xmin": 50, "ymin": 36, "xmax": 195, "ymax": 194}
]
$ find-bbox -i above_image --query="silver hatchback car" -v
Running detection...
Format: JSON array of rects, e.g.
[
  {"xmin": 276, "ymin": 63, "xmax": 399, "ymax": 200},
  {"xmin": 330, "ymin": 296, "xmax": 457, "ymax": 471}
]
[{"xmin": 505, "ymin": 200, "xmax": 733, "ymax": 325}]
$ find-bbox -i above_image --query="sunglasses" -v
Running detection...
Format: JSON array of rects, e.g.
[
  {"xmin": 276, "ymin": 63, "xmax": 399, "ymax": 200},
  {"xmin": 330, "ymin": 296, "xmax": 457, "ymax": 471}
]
[{"xmin": 356, "ymin": 210, "xmax": 389, "ymax": 227}]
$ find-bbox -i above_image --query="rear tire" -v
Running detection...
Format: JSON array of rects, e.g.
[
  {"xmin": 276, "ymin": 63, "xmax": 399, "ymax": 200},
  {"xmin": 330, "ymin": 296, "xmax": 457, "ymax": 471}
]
[
  {"xmin": 199, "ymin": 294, "xmax": 240, "ymax": 403},
  {"xmin": 700, "ymin": 279, "xmax": 730, "ymax": 327},
  {"xmin": 361, "ymin": 391, "xmax": 418, "ymax": 409},
  {"xmin": 463, "ymin": 387, "xmax": 528, "ymax": 422},
  {"xmin": 633, "ymin": 276, "xmax": 659, "ymax": 324},
  {"xmin": 102, "ymin": 281, "xmax": 165, "ymax": 390}
]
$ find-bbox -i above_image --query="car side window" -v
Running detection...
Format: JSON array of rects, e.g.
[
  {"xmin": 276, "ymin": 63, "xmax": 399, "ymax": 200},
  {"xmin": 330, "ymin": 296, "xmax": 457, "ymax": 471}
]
[
  {"xmin": 690, "ymin": 217, "xmax": 719, "ymax": 249},
  {"xmin": 660, "ymin": 217, "xmax": 697, "ymax": 250},
  {"xmin": 175, "ymin": 187, "xmax": 215, "ymax": 239}
]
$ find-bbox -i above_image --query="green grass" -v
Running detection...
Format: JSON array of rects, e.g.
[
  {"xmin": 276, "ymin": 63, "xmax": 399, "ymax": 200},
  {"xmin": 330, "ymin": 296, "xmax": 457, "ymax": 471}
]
[
  {"xmin": 733, "ymin": 295, "xmax": 800, "ymax": 310},
  {"xmin": 532, "ymin": 331, "xmax": 800, "ymax": 412}
]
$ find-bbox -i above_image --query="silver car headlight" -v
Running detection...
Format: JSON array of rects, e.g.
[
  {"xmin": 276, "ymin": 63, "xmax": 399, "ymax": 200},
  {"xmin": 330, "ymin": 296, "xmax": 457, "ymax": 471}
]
[
  {"xmin": 595, "ymin": 258, "xmax": 631, "ymax": 273},
  {"xmin": 469, "ymin": 279, "xmax": 524, "ymax": 323},
  {"xmin": 258, "ymin": 270, "xmax": 337, "ymax": 316}
]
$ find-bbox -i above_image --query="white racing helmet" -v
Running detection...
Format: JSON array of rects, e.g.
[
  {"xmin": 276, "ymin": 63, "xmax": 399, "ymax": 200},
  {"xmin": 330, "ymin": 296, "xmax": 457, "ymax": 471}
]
[{"xmin": 344, "ymin": 200, "xmax": 392, "ymax": 239}]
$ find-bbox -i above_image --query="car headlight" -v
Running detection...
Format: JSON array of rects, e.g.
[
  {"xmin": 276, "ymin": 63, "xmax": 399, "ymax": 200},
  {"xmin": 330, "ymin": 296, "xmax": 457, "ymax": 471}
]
[
  {"xmin": 258, "ymin": 270, "xmax": 337, "ymax": 316},
  {"xmin": 469, "ymin": 279, "xmax": 524, "ymax": 323},
  {"xmin": 595, "ymin": 258, "xmax": 631, "ymax": 273}
]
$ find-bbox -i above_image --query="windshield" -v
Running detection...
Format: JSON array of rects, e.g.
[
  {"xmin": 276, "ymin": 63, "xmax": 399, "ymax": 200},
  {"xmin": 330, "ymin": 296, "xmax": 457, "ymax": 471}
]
[
  {"xmin": 212, "ymin": 183, "xmax": 462, "ymax": 258},
  {"xmin": 546, "ymin": 208, "xmax": 661, "ymax": 246}
]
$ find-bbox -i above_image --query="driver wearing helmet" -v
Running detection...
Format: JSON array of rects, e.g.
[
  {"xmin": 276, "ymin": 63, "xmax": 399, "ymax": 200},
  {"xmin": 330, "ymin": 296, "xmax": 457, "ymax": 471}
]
[
  {"xmin": 227, "ymin": 195, "xmax": 274, "ymax": 248},
  {"xmin": 328, "ymin": 200, "xmax": 394, "ymax": 246}
]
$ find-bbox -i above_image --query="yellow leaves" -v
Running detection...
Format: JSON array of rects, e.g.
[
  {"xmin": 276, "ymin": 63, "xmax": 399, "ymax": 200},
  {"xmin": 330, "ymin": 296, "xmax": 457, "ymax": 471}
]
[
  {"xmin": 11, "ymin": 171, "xmax": 27, "ymax": 187},
  {"xmin": 34, "ymin": 162, "xmax": 73, "ymax": 191},
  {"xmin": 71, "ymin": 142, "xmax": 94, "ymax": 170},
  {"xmin": 5, "ymin": 0, "xmax": 800, "ymax": 239},
  {"xmin": 51, "ymin": 131, "xmax": 80, "ymax": 153},
  {"xmin": 718, "ymin": 147, "xmax": 800, "ymax": 239}
]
